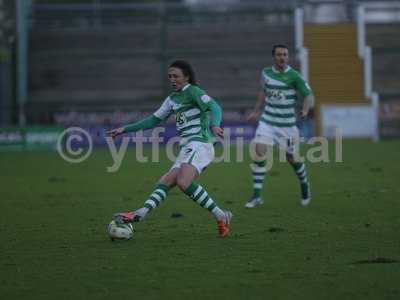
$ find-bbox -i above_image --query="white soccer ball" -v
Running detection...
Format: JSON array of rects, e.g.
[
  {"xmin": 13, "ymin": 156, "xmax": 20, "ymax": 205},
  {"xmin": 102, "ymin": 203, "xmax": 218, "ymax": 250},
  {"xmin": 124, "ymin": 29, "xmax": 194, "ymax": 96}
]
[{"xmin": 107, "ymin": 220, "xmax": 133, "ymax": 241}]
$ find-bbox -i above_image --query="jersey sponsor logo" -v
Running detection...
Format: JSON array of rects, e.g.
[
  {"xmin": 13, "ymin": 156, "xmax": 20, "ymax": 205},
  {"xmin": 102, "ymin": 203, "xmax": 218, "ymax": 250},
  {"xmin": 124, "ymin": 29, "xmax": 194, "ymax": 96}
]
[
  {"xmin": 201, "ymin": 95, "xmax": 211, "ymax": 103},
  {"xmin": 176, "ymin": 112, "xmax": 187, "ymax": 126},
  {"xmin": 266, "ymin": 90, "xmax": 285, "ymax": 101}
]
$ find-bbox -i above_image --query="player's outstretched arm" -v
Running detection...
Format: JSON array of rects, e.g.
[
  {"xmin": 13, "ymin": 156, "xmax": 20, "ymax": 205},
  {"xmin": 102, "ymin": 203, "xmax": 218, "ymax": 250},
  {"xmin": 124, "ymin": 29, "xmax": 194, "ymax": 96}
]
[{"xmin": 107, "ymin": 115, "xmax": 162, "ymax": 139}]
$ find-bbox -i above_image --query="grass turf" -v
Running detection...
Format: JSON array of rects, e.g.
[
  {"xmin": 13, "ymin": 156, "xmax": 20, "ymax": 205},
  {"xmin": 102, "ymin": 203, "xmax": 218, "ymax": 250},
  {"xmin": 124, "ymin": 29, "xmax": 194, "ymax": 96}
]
[{"xmin": 1, "ymin": 140, "xmax": 399, "ymax": 299}]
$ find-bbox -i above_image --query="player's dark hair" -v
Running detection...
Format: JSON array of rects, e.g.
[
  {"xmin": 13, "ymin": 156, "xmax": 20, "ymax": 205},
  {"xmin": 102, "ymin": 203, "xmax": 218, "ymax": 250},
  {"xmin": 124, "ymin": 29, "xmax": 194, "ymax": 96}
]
[
  {"xmin": 272, "ymin": 44, "xmax": 289, "ymax": 56},
  {"xmin": 169, "ymin": 60, "xmax": 197, "ymax": 85}
]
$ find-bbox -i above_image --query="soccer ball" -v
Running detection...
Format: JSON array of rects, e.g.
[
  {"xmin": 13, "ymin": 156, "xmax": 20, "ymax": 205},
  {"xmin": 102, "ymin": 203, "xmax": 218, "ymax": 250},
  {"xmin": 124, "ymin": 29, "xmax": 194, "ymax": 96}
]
[{"xmin": 107, "ymin": 220, "xmax": 133, "ymax": 241}]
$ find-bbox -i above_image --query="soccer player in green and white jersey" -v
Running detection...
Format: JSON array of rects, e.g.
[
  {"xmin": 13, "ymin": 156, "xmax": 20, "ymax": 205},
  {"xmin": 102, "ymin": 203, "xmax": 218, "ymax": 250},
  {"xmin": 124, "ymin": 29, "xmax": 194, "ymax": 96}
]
[
  {"xmin": 107, "ymin": 60, "xmax": 232, "ymax": 237},
  {"xmin": 245, "ymin": 44, "xmax": 315, "ymax": 208}
]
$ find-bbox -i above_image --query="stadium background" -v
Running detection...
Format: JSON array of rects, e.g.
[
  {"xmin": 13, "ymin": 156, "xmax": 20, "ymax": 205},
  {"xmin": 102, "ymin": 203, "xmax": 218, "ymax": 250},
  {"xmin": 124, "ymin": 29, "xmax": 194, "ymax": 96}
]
[
  {"xmin": 1, "ymin": 1, "xmax": 400, "ymax": 300},
  {"xmin": 0, "ymin": 0, "xmax": 399, "ymax": 146}
]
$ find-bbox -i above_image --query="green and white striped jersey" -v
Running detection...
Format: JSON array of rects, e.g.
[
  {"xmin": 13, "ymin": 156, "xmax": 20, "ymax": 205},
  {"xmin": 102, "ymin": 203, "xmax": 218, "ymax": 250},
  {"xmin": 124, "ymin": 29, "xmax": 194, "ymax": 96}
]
[
  {"xmin": 153, "ymin": 84, "xmax": 216, "ymax": 146},
  {"xmin": 260, "ymin": 66, "xmax": 312, "ymax": 127}
]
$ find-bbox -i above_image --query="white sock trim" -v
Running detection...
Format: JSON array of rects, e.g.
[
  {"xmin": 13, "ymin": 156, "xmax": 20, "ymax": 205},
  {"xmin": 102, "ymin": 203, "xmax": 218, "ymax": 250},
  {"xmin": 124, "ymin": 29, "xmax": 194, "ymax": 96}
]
[
  {"xmin": 145, "ymin": 199, "xmax": 157, "ymax": 208},
  {"xmin": 193, "ymin": 186, "xmax": 202, "ymax": 198},
  {"xmin": 197, "ymin": 191, "xmax": 208, "ymax": 204},
  {"xmin": 251, "ymin": 163, "xmax": 266, "ymax": 173},
  {"xmin": 151, "ymin": 193, "xmax": 163, "ymax": 202},
  {"xmin": 155, "ymin": 188, "xmax": 167, "ymax": 198},
  {"xmin": 211, "ymin": 206, "xmax": 225, "ymax": 220}
]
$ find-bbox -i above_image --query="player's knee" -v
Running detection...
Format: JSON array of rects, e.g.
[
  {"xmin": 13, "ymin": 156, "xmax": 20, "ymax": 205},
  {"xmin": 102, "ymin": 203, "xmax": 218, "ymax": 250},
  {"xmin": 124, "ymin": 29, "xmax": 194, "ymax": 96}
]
[
  {"xmin": 255, "ymin": 143, "xmax": 267, "ymax": 158},
  {"xmin": 159, "ymin": 177, "xmax": 175, "ymax": 187},
  {"xmin": 159, "ymin": 171, "xmax": 177, "ymax": 187},
  {"xmin": 176, "ymin": 175, "xmax": 191, "ymax": 191}
]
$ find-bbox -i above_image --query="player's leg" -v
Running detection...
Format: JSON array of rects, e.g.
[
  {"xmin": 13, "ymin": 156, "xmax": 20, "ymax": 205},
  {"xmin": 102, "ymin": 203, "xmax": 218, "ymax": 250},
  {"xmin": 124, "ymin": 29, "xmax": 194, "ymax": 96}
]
[
  {"xmin": 176, "ymin": 163, "xmax": 232, "ymax": 237},
  {"xmin": 176, "ymin": 164, "xmax": 224, "ymax": 220},
  {"xmin": 133, "ymin": 168, "xmax": 179, "ymax": 220},
  {"xmin": 286, "ymin": 153, "xmax": 311, "ymax": 206},
  {"xmin": 246, "ymin": 122, "xmax": 275, "ymax": 208},
  {"xmin": 113, "ymin": 168, "xmax": 178, "ymax": 223},
  {"xmin": 284, "ymin": 127, "xmax": 311, "ymax": 206},
  {"xmin": 175, "ymin": 142, "xmax": 232, "ymax": 237},
  {"xmin": 246, "ymin": 142, "xmax": 268, "ymax": 208}
]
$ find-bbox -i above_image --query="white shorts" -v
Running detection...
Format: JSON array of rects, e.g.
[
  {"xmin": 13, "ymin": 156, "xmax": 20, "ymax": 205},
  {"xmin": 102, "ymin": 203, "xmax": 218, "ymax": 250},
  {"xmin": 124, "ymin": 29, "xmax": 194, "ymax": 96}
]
[
  {"xmin": 253, "ymin": 122, "xmax": 300, "ymax": 154},
  {"xmin": 171, "ymin": 141, "xmax": 215, "ymax": 174}
]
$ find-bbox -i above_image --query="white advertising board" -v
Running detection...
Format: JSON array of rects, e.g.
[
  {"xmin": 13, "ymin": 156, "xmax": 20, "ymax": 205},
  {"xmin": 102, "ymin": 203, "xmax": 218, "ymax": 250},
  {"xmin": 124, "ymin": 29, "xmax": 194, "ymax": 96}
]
[{"xmin": 321, "ymin": 105, "xmax": 378, "ymax": 139}]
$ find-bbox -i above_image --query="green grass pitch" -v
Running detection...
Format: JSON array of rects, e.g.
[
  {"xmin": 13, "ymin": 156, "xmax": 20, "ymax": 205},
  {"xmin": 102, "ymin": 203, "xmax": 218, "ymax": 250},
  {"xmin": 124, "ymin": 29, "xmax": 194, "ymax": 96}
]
[{"xmin": 1, "ymin": 140, "xmax": 399, "ymax": 299}]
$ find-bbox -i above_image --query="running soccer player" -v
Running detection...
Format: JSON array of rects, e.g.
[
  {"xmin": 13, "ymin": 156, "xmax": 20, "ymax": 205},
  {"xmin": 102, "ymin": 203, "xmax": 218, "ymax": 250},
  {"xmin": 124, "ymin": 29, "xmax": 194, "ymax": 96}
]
[
  {"xmin": 107, "ymin": 60, "xmax": 232, "ymax": 237},
  {"xmin": 245, "ymin": 44, "xmax": 315, "ymax": 208}
]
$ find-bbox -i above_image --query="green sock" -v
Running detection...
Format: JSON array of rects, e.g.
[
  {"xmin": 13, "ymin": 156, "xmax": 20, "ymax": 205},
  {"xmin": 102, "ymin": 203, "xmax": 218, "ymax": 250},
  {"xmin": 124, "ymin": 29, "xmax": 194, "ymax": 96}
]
[
  {"xmin": 143, "ymin": 183, "xmax": 170, "ymax": 211},
  {"xmin": 292, "ymin": 163, "xmax": 308, "ymax": 184},
  {"xmin": 251, "ymin": 160, "xmax": 267, "ymax": 198},
  {"xmin": 184, "ymin": 182, "xmax": 225, "ymax": 220}
]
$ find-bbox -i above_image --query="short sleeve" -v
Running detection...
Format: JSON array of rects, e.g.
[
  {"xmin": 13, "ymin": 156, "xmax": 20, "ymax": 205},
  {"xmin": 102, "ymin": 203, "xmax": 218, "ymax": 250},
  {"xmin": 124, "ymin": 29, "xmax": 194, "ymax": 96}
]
[
  {"xmin": 153, "ymin": 97, "xmax": 173, "ymax": 120},
  {"xmin": 295, "ymin": 73, "xmax": 313, "ymax": 97}
]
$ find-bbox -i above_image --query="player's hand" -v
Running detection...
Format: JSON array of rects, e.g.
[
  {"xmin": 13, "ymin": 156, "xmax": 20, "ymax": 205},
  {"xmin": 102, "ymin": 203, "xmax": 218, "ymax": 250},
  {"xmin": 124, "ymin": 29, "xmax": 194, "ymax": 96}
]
[
  {"xmin": 106, "ymin": 127, "xmax": 125, "ymax": 139},
  {"xmin": 246, "ymin": 110, "xmax": 261, "ymax": 123},
  {"xmin": 211, "ymin": 126, "xmax": 224, "ymax": 139},
  {"xmin": 299, "ymin": 109, "xmax": 308, "ymax": 120}
]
